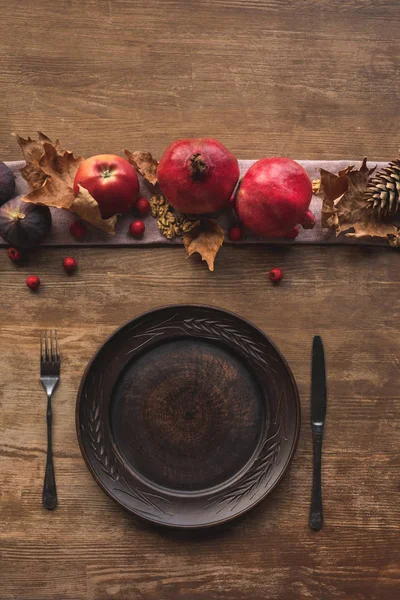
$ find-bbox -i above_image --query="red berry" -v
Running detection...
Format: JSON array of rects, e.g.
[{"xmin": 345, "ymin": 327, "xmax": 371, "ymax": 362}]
[
  {"xmin": 228, "ymin": 226, "xmax": 243, "ymax": 242},
  {"xmin": 63, "ymin": 257, "xmax": 78, "ymax": 273},
  {"xmin": 69, "ymin": 220, "xmax": 86, "ymax": 239},
  {"xmin": 136, "ymin": 197, "xmax": 150, "ymax": 216},
  {"xmin": 269, "ymin": 268, "xmax": 283, "ymax": 283},
  {"xmin": 26, "ymin": 275, "xmax": 40, "ymax": 291},
  {"xmin": 129, "ymin": 219, "xmax": 145, "ymax": 237},
  {"xmin": 284, "ymin": 227, "xmax": 299, "ymax": 239},
  {"xmin": 7, "ymin": 247, "xmax": 22, "ymax": 262}
]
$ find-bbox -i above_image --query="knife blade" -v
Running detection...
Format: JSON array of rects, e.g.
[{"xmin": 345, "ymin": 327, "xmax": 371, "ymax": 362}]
[{"xmin": 309, "ymin": 335, "xmax": 327, "ymax": 530}]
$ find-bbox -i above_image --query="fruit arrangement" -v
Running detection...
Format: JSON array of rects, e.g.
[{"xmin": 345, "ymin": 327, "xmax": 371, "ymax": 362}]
[{"xmin": 1, "ymin": 132, "xmax": 399, "ymax": 275}]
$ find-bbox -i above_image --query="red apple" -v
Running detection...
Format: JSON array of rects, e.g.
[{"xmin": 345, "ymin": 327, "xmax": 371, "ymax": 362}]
[{"xmin": 73, "ymin": 154, "xmax": 139, "ymax": 219}]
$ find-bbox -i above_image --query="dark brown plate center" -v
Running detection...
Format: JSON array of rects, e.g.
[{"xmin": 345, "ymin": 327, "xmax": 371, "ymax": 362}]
[{"xmin": 111, "ymin": 339, "xmax": 266, "ymax": 492}]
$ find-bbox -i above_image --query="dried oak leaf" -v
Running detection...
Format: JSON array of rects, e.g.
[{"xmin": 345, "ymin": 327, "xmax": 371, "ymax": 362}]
[
  {"xmin": 183, "ymin": 219, "xmax": 224, "ymax": 271},
  {"xmin": 124, "ymin": 149, "xmax": 158, "ymax": 185},
  {"xmin": 319, "ymin": 159, "xmax": 397, "ymax": 241},
  {"xmin": 16, "ymin": 133, "xmax": 117, "ymax": 233}
]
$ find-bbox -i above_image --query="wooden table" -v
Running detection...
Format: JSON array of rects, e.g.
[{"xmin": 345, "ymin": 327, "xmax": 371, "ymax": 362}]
[{"xmin": 1, "ymin": 1, "xmax": 399, "ymax": 599}]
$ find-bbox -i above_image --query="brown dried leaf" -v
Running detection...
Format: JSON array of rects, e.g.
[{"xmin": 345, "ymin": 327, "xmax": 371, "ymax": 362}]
[
  {"xmin": 336, "ymin": 161, "xmax": 396, "ymax": 239},
  {"xmin": 124, "ymin": 149, "xmax": 158, "ymax": 185},
  {"xmin": 319, "ymin": 166, "xmax": 354, "ymax": 230},
  {"xmin": 319, "ymin": 159, "xmax": 397, "ymax": 241},
  {"xmin": 14, "ymin": 132, "xmax": 61, "ymax": 190},
  {"xmin": 71, "ymin": 186, "xmax": 117, "ymax": 234},
  {"xmin": 16, "ymin": 133, "xmax": 116, "ymax": 233},
  {"xmin": 183, "ymin": 219, "xmax": 224, "ymax": 271},
  {"xmin": 13, "ymin": 131, "xmax": 62, "ymax": 164},
  {"xmin": 23, "ymin": 142, "xmax": 83, "ymax": 209}
]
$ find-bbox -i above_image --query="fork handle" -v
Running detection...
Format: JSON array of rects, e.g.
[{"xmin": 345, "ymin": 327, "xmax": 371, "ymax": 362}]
[{"xmin": 43, "ymin": 395, "xmax": 57, "ymax": 510}]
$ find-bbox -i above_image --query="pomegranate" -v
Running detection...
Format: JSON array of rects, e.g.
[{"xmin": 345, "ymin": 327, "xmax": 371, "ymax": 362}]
[
  {"xmin": 157, "ymin": 138, "xmax": 239, "ymax": 214},
  {"xmin": 236, "ymin": 158, "xmax": 315, "ymax": 238},
  {"xmin": 284, "ymin": 227, "xmax": 300, "ymax": 239}
]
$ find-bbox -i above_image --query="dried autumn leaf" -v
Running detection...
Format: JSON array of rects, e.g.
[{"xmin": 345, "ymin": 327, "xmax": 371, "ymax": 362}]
[
  {"xmin": 23, "ymin": 142, "xmax": 83, "ymax": 209},
  {"xmin": 71, "ymin": 185, "xmax": 117, "ymax": 234},
  {"xmin": 183, "ymin": 219, "xmax": 224, "ymax": 271},
  {"xmin": 319, "ymin": 165, "xmax": 354, "ymax": 230},
  {"xmin": 13, "ymin": 132, "xmax": 60, "ymax": 190},
  {"xmin": 124, "ymin": 149, "xmax": 158, "ymax": 185},
  {"xmin": 15, "ymin": 133, "xmax": 117, "ymax": 233},
  {"xmin": 13, "ymin": 131, "xmax": 62, "ymax": 163},
  {"xmin": 319, "ymin": 159, "xmax": 397, "ymax": 241},
  {"xmin": 336, "ymin": 161, "xmax": 397, "ymax": 240}
]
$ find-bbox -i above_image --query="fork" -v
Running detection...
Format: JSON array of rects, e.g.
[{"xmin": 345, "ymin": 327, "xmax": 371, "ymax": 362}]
[{"xmin": 40, "ymin": 330, "xmax": 60, "ymax": 510}]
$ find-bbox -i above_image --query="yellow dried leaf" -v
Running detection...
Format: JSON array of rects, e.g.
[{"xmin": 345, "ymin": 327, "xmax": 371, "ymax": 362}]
[
  {"xmin": 124, "ymin": 149, "xmax": 158, "ymax": 185},
  {"xmin": 71, "ymin": 186, "xmax": 117, "ymax": 234},
  {"xmin": 183, "ymin": 219, "xmax": 224, "ymax": 271}
]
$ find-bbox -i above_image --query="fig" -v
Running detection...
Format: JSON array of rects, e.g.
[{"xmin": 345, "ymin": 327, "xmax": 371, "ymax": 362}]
[
  {"xmin": 0, "ymin": 197, "xmax": 52, "ymax": 248},
  {"xmin": 0, "ymin": 162, "xmax": 16, "ymax": 206}
]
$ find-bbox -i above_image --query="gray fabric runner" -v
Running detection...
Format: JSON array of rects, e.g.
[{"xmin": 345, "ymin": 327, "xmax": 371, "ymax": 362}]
[{"xmin": 0, "ymin": 159, "xmax": 389, "ymax": 247}]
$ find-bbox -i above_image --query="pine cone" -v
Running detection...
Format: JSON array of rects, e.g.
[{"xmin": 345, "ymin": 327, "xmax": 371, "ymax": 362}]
[{"xmin": 366, "ymin": 160, "xmax": 400, "ymax": 217}]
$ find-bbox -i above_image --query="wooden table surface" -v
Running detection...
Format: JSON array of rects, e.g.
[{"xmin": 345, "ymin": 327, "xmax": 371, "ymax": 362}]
[{"xmin": 1, "ymin": 1, "xmax": 399, "ymax": 599}]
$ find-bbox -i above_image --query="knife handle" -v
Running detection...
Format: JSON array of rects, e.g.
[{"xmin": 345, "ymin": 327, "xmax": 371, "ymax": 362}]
[{"xmin": 309, "ymin": 424, "xmax": 323, "ymax": 530}]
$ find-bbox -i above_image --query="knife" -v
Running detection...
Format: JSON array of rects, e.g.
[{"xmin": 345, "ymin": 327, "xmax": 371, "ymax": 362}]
[{"xmin": 309, "ymin": 335, "xmax": 327, "ymax": 531}]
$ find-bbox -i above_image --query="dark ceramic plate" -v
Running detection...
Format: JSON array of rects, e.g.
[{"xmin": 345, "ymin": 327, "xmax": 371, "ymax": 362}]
[{"xmin": 76, "ymin": 305, "xmax": 300, "ymax": 528}]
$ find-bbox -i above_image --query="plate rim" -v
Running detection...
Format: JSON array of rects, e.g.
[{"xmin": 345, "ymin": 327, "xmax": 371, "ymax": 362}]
[{"xmin": 76, "ymin": 303, "xmax": 301, "ymax": 528}]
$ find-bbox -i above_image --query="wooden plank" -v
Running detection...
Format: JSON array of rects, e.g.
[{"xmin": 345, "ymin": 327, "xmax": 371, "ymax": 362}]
[{"xmin": 0, "ymin": 1, "xmax": 399, "ymax": 161}]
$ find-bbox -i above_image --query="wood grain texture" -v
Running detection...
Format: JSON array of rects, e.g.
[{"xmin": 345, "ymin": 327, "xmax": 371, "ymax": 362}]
[{"xmin": 0, "ymin": 0, "xmax": 399, "ymax": 599}]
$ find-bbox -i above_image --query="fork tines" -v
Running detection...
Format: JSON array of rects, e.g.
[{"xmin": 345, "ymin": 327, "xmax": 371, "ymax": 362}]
[{"xmin": 40, "ymin": 330, "xmax": 60, "ymax": 371}]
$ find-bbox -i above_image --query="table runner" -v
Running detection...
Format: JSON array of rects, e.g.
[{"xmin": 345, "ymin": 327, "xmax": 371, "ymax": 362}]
[{"xmin": 1, "ymin": 159, "xmax": 389, "ymax": 247}]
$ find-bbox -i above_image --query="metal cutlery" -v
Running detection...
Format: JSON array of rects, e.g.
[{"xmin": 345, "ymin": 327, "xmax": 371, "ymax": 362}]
[
  {"xmin": 309, "ymin": 335, "xmax": 327, "ymax": 530},
  {"xmin": 40, "ymin": 330, "xmax": 60, "ymax": 510}
]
